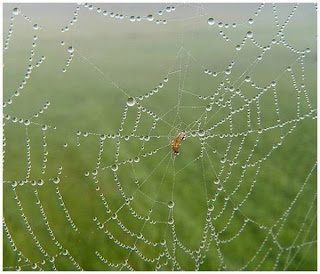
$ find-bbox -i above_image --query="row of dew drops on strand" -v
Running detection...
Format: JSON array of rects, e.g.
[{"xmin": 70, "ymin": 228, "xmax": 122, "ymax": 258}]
[
  {"xmin": 4, "ymin": 7, "xmax": 44, "ymax": 106},
  {"xmin": 206, "ymin": 4, "xmax": 309, "ymax": 54},
  {"xmin": 80, "ymin": 3, "xmax": 178, "ymax": 25},
  {"xmin": 206, "ymin": 3, "xmax": 264, "ymax": 29},
  {"xmin": 207, "ymin": 16, "xmax": 254, "ymax": 51},
  {"xmin": 60, "ymin": 2, "xmax": 179, "ymax": 32},
  {"xmin": 4, "ymin": 7, "xmax": 36, "ymax": 50},
  {"xmin": 12, "ymin": 7, "xmax": 41, "ymax": 30}
]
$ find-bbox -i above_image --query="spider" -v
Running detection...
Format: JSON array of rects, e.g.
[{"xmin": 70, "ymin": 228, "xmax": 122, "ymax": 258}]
[{"xmin": 171, "ymin": 131, "xmax": 186, "ymax": 153}]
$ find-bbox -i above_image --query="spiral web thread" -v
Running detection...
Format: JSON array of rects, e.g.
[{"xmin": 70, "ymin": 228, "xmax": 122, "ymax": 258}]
[{"xmin": 3, "ymin": 2, "xmax": 317, "ymax": 271}]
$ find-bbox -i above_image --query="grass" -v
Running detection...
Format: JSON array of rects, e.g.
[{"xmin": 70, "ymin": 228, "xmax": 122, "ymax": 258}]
[{"xmin": 3, "ymin": 3, "xmax": 317, "ymax": 271}]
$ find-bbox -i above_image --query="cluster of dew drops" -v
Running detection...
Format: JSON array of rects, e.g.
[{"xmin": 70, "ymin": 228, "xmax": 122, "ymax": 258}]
[
  {"xmin": 58, "ymin": 4, "xmax": 176, "ymax": 72},
  {"xmin": 80, "ymin": 3, "xmax": 176, "ymax": 24},
  {"xmin": 207, "ymin": 16, "xmax": 254, "ymax": 51},
  {"xmin": 80, "ymin": 76, "xmax": 170, "ymax": 179},
  {"xmin": 3, "ymin": 7, "xmax": 45, "ymax": 108}
]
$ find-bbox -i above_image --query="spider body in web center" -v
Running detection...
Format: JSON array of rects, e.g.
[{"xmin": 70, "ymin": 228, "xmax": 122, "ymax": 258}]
[{"xmin": 171, "ymin": 131, "xmax": 186, "ymax": 154}]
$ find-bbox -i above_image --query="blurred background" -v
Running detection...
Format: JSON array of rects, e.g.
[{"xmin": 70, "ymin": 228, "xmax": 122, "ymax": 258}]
[{"xmin": 3, "ymin": 3, "xmax": 317, "ymax": 270}]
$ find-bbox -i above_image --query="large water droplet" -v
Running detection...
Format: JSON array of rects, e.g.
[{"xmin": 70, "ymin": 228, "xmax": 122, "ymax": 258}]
[
  {"xmin": 126, "ymin": 97, "xmax": 136, "ymax": 107},
  {"xmin": 111, "ymin": 164, "xmax": 118, "ymax": 171},
  {"xmin": 12, "ymin": 7, "xmax": 20, "ymax": 15},
  {"xmin": 220, "ymin": 157, "xmax": 226, "ymax": 164},
  {"xmin": 168, "ymin": 201, "xmax": 175, "ymax": 209},
  {"xmin": 53, "ymin": 177, "xmax": 60, "ymax": 184},
  {"xmin": 198, "ymin": 130, "xmax": 205, "ymax": 137},
  {"xmin": 129, "ymin": 16, "xmax": 135, "ymax": 22},
  {"xmin": 68, "ymin": 46, "xmax": 74, "ymax": 53},
  {"xmin": 208, "ymin": 204, "xmax": 214, "ymax": 212},
  {"xmin": 207, "ymin": 18, "xmax": 215, "ymax": 25}
]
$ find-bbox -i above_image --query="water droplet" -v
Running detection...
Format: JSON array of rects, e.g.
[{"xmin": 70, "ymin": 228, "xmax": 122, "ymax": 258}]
[
  {"xmin": 207, "ymin": 18, "xmax": 215, "ymax": 25},
  {"xmin": 41, "ymin": 124, "xmax": 47, "ymax": 131},
  {"xmin": 12, "ymin": 7, "xmax": 20, "ymax": 15},
  {"xmin": 147, "ymin": 14, "xmax": 154, "ymax": 21},
  {"xmin": 111, "ymin": 164, "xmax": 118, "ymax": 171},
  {"xmin": 168, "ymin": 201, "xmax": 175, "ymax": 209},
  {"xmin": 24, "ymin": 119, "xmax": 30, "ymax": 126},
  {"xmin": 208, "ymin": 204, "xmax": 214, "ymax": 212},
  {"xmin": 245, "ymin": 76, "xmax": 251, "ymax": 82},
  {"xmin": 236, "ymin": 45, "xmax": 242, "ymax": 51},
  {"xmin": 198, "ymin": 130, "xmax": 205, "ymax": 137},
  {"xmin": 68, "ymin": 46, "xmax": 74, "ymax": 53},
  {"xmin": 100, "ymin": 134, "xmax": 106, "ymax": 141},
  {"xmin": 49, "ymin": 257, "xmax": 55, "ymax": 263},
  {"xmin": 247, "ymin": 31, "xmax": 253, "ymax": 38},
  {"xmin": 134, "ymin": 156, "xmax": 140, "ymax": 163},
  {"xmin": 220, "ymin": 157, "xmax": 226, "ymax": 164},
  {"xmin": 248, "ymin": 18, "xmax": 254, "ymax": 24},
  {"xmin": 129, "ymin": 16, "xmax": 135, "ymax": 22},
  {"xmin": 126, "ymin": 97, "xmax": 136, "ymax": 107},
  {"xmin": 33, "ymin": 24, "xmax": 39, "ymax": 30},
  {"xmin": 214, "ymin": 178, "xmax": 220, "ymax": 185},
  {"xmin": 53, "ymin": 177, "xmax": 60, "ymax": 184}
]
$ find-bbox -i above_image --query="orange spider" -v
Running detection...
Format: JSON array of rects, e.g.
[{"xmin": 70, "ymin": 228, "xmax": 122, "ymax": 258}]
[{"xmin": 171, "ymin": 132, "xmax": 185, "ymax": 154}]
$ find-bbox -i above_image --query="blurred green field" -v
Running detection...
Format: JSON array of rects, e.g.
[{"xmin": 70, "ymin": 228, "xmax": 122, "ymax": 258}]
[{"xmin": 3, "ymin": 3, "xmax": 317, "ymax": 271}]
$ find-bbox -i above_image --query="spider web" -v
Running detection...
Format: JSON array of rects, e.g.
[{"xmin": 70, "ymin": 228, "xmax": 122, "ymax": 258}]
[{"xmin": 3, "ymin": 2, "xmax": 317, "ymax": 271}]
